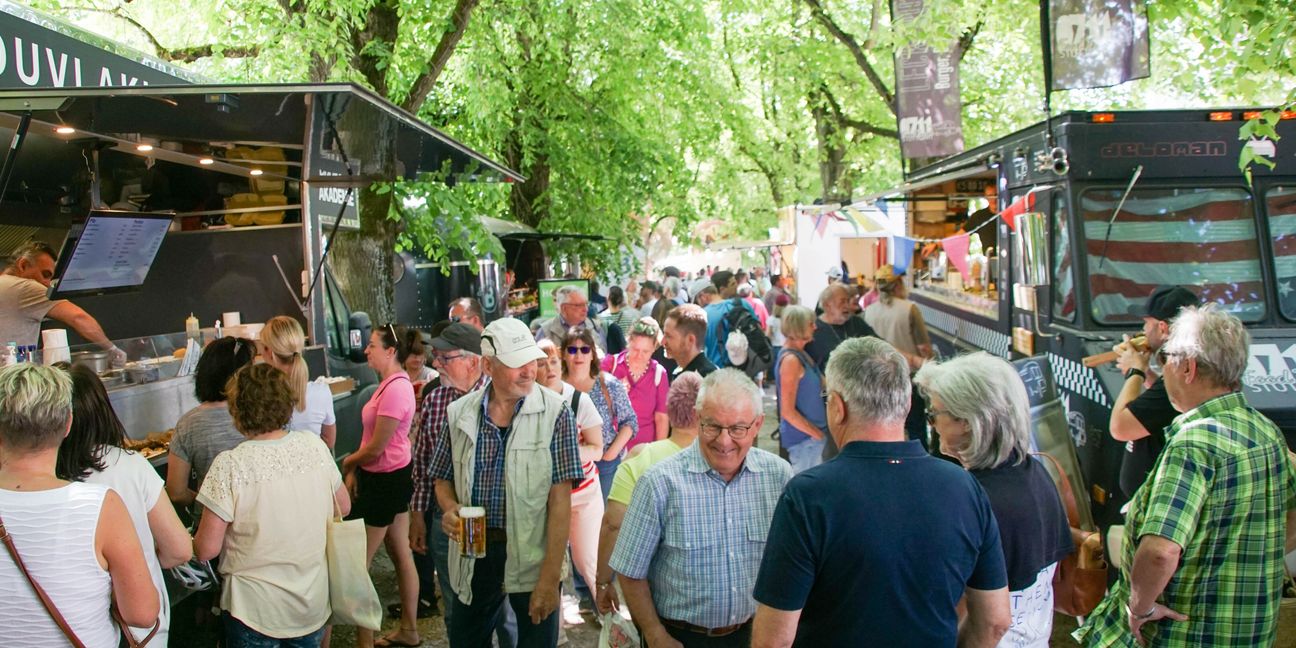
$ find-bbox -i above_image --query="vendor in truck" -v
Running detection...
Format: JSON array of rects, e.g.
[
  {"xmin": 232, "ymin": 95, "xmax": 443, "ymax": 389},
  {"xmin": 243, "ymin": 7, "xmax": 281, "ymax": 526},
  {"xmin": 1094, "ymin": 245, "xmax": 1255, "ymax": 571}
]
[{"xmin": 0, "ymin": 241, "xmax": 124, "ymax": 365}]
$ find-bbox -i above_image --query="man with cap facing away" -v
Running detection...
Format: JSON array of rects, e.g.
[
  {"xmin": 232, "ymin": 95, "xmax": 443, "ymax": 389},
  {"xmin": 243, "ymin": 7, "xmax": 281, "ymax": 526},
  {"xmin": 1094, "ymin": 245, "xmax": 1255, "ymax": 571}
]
[
  {"xmin": 430, "ymin": 318, "xmax": 584, "ymax": 648},
  {"xmin": 1108, "ymin": 285, "xmax": 1200, "ymax": 499},
  {"xmin": 408, "ymin": 322, "xmax": 490, "ymax": 625}
]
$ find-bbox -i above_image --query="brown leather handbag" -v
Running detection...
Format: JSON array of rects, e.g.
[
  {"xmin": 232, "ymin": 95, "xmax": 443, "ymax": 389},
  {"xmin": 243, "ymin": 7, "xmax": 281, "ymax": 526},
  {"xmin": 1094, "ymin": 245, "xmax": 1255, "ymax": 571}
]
[
  {"xmin": 0, "ymin": 512, "xmax": 160, "ymax": 648},
  {"xmin": 1034, "ymin": 452, "xmax": 1109, "ymax": 616}
]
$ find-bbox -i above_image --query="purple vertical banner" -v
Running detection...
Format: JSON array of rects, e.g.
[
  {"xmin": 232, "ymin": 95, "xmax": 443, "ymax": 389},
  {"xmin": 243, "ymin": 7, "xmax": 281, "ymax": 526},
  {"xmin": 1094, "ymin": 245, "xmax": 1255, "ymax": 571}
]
[
  {"xmin": 893, "ymin": 0, "xmax": 964, "ymax": 159},
  {"xmin": 1049, "ymin": 0, "xmax": 1150, "ymax": 90}
]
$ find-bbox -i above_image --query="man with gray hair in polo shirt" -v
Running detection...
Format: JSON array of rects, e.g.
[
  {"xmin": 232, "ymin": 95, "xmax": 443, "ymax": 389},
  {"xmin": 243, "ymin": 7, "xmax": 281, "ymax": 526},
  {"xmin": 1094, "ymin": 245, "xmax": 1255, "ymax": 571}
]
[
  {"xmin": 430, "ymin": 317, "xmax": 584, "ymax": 648},
  {"xmin": 611, "ymin": 368, "xmax": 792, "ymax": 648}
]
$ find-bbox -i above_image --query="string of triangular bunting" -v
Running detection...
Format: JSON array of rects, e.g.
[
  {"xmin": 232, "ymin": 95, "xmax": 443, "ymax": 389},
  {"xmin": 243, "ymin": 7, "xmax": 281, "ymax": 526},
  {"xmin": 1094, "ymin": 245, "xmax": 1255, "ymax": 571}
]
[{"xmin": 802, "ymin": 187, "xmax": 1050, "ymax": 280}]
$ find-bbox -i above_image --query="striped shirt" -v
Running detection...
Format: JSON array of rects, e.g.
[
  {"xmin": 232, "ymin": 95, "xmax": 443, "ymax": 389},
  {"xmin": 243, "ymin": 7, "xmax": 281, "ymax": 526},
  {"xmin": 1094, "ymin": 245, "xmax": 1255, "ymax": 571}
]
[
  {"xmin": 1075, "ymin": 392, "xmax": 1296, "ymax": 647},
  {"xmin": 609, "ymin": 442, "xmax": 792, "ymax": 629},
  {"xmin": 410, "ymin": 374, "xmax": 489, "ymax": 512},
  {"xmin": 429, "ymin": 386, "xmax": 584, "ymax": 529}
]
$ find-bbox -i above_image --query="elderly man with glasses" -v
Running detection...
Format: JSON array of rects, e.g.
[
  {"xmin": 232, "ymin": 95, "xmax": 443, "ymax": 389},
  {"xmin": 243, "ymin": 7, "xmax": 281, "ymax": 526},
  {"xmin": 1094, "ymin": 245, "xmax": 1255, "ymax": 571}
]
[
  {"xmin": 537, "ymin": 285, "xmax": 608, "ymax": 352},
  {"xmin": 1076, "ymin": 304, "xmax": 1296, "ymax": 648},
  {"xmin": 610, "ymin": 369, "xmax": 792, "ymax": 648}
]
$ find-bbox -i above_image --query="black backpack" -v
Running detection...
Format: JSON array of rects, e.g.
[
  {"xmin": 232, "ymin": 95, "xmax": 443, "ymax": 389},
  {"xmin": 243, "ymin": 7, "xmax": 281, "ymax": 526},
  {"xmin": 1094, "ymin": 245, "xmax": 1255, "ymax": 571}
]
[{"xmin": 725, "ymin": 298, "xmax": 773, "ymax": 372}]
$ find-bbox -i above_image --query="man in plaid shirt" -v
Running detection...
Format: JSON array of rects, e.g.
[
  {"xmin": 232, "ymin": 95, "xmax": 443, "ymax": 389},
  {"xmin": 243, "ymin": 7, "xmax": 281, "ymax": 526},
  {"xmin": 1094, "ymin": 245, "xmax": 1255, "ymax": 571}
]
[
  {"xmin": 408, "ymin": 323, "xmax": 489, "ymax": 624},
  {"xmin": 1076, "ymin": 304, "xmax": 1296, "ymax": 647},
  {"xmin": 610, "ymin": 369, "xmax": 792, "ymax": 647}
]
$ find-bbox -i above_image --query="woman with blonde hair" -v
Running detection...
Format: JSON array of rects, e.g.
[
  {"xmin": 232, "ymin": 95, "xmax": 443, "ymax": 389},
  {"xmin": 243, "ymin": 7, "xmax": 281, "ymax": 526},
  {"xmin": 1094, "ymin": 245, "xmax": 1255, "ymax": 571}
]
[
  {"xmin": 777, "ymin": 305, "xmax": 829, "ymax": 473},
  {"xmin": 259, "ymin": 316, "xmax": 337, "ymax": 449}
]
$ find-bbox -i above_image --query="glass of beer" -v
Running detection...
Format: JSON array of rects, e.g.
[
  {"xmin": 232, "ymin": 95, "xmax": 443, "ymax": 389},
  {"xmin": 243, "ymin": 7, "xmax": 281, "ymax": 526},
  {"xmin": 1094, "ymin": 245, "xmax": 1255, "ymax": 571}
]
[{"xmin": 458, "ymin": 506, "xmax": 487, "ymax": 558}]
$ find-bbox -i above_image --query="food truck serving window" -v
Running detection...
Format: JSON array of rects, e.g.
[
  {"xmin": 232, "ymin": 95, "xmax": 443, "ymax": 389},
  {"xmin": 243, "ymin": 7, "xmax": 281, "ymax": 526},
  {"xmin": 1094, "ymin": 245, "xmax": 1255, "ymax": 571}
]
[
  {"xmin": 1267, "ymin": 187, "xmax": 1296, "ymax": 321},
  {"xmin": 1083, "ymin": 187, "xmax": 1265, "ymax": 324}
]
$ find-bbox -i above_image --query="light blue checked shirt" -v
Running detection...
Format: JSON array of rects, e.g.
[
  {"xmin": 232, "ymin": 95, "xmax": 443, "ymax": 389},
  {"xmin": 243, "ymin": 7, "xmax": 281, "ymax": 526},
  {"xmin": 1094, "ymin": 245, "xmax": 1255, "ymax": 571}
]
[{"xmin": 609, "ymin": 442, "xmax": 792, "ymax": 629}]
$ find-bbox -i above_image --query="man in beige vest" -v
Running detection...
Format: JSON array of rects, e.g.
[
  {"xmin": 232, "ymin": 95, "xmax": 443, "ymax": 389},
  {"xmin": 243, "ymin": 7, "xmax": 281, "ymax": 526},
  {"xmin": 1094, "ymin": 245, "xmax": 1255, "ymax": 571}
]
[{"xmin": 430, "ymin": 317, "xmax": 584, "ymax": 648}]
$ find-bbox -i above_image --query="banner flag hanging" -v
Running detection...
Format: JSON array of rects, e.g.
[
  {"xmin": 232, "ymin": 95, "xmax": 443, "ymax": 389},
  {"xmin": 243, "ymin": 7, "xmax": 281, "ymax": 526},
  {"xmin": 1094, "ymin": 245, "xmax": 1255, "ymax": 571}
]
[
  {"xmin": 893, "ymin": 237, "xmax": 918, "ymax": 275},
  {"xmin": 998, "ymin": 192, "xmax": 1036, "ymax": 232},
  {"xmin": 942, "ymin": 233, "xmax": 972, "ymax": 281},
  {"xmin": 813, "ymin": 210, "xmax": 830, "ymax": 238},
  {"xmin": 1048, "ymin": 0, "xmax": 1150, "ymax": 91},
  {"xmin": 892, "ymin": 0, "xmax": 964, "ymax": 159}
]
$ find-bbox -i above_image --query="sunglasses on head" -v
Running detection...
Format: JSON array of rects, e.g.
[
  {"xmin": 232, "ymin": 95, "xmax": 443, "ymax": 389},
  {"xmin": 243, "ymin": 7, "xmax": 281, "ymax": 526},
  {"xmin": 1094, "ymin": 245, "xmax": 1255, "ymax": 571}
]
[{"xmin": 566, "ymin": 345, "xmax": 592, "ymax": 355}]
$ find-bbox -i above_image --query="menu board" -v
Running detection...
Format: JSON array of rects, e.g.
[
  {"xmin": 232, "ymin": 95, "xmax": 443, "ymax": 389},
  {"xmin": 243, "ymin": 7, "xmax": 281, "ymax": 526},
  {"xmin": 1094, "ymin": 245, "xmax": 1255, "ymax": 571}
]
[{"xmin": 53, "ymin": 212, "xmax": 171, "ymax": 297}]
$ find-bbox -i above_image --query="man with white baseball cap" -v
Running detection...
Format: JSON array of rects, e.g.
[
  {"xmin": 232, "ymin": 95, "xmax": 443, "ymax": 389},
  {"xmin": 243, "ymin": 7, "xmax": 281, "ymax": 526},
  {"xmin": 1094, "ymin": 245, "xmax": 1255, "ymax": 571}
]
[{"xmin": 429, "ymin": 318, "xmax": 585, "ymax": 648}]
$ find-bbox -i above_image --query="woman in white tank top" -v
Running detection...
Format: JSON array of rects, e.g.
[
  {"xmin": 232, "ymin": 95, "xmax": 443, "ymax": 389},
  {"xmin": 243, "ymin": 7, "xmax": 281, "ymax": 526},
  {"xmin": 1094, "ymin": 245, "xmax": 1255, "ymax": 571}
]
[
  {"xmin": 0, "ymin": 364, "xmax": 159, "ymax": 647},
  {"xmin": 56, "ymin": 364, "xmax": 193, "ymax": 647}
]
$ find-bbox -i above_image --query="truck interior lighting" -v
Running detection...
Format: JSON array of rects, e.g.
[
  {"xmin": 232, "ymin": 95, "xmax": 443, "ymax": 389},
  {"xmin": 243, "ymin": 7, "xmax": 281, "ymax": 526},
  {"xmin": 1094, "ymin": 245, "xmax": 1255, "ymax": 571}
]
[
  {"xmin": 199, "ymin": 158, "xmax": 214, "ymax": 165},
  {"xmin": 55, "ymin": 126, "xmax": 75, "ymax": 134},
  {"xmin": 249, "ymin": 168, "xmax": 264, "ymax": 176}
]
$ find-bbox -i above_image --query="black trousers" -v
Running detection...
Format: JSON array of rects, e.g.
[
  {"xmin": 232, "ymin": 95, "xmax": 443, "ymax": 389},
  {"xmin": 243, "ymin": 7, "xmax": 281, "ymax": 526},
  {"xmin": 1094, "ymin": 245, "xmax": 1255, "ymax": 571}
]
[{"xmin": 448, "ymin": 540, "xmax": 558, "ymax": 648}]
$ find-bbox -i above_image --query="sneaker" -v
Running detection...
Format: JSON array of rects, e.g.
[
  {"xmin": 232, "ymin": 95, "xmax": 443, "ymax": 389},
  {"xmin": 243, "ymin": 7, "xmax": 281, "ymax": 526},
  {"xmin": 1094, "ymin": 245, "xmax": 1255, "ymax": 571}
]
[
  {"xmin": 560, "ymin": 593, "xmax": 584, "ymax": 626},
  {"xmin": 387, "ymin": 599, "xmax": 439, "ymax": 619}
]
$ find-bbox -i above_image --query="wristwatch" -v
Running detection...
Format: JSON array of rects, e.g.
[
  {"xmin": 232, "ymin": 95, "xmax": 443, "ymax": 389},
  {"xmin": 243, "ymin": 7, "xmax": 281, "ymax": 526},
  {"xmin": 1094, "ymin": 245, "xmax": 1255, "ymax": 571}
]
[
  {"xmin": 1125, "ymin": 367, "xmax": 1146, "ymax": 382},
  {"xmin": 1126, "ymin": 602, "xmax": 1157, "ymax": 620}
]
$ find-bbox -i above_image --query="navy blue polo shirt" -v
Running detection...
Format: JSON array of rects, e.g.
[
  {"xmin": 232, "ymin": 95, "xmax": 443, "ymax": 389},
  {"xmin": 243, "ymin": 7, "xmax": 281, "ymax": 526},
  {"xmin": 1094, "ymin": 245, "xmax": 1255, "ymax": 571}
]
[{"xmin": 753, "ymin": 440, "xmax": 1007, "ymax": 647}]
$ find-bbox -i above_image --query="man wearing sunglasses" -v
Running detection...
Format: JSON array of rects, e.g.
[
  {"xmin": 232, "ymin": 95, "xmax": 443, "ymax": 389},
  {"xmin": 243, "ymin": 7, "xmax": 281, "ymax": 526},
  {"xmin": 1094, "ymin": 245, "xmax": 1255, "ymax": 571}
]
[
  {"xmin": 1109, "ymin": 285, "xmax": 1199, "ymax": 499},
  {"xmin": 536, "ymin": 285, "xmax": 608, "ymax": 352},
  {"xmin": 431, "ymin": 318, "xmax": 583, "ymax": 648},
  {"xmin": 611, "ymin": 369, "xmax": 792, "ymax": 647}
]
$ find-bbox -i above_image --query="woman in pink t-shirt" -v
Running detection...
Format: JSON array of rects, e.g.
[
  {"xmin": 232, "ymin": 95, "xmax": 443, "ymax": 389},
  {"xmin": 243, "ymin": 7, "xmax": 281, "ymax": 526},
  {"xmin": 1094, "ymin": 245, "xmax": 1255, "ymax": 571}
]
[
  {"xmin": 600, "ymin": 317, "xmax": 669, "ymax": 453},
  {"xmin": 341, "ymin": 323, "xmax": 421, "ymax": 648}
]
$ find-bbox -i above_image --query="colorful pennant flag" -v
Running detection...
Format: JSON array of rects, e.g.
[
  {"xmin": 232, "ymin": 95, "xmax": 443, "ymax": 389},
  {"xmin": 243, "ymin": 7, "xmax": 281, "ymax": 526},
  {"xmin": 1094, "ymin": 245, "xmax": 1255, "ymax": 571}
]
[
  {"xmin": 893, "ymin": 237, "xmax": 918, "ymax": 274},
  {"xmin": 999, "ymin": 192, "xmax": 1036, "ymax": 232},
  {"xmin": 942, "ymin": 233, "xmax": 972, "ymax": 281}
]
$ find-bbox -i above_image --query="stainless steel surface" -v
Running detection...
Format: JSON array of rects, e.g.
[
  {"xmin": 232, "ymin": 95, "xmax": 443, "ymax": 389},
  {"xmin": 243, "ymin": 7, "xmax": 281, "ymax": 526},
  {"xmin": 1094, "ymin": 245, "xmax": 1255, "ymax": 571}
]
[
  {"xmin": 71, "ymin": 350, "xmax": 111, "ymax": 373},
  {"xmin": 108, "ymin": 375, "xmax": 199, "ymax": 441},
  {"xmin": 125, "ymin": 364, "xmax": 160, "ymax": 384}
]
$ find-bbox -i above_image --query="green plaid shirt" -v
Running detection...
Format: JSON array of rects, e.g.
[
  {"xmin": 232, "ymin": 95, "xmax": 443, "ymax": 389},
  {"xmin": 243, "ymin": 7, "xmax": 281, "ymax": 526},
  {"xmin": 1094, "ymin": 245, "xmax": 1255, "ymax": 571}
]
[{"xmin": 1076, "ymin": 392, "xmax": 1296, "ymax": 647}]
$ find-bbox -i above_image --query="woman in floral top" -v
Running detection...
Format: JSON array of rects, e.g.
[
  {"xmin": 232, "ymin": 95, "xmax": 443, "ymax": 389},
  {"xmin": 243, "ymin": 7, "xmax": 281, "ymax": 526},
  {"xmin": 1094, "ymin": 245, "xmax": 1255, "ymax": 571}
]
[{"xmin": 563, "ymin": 327, "xmax": 637, "ymax": 501}]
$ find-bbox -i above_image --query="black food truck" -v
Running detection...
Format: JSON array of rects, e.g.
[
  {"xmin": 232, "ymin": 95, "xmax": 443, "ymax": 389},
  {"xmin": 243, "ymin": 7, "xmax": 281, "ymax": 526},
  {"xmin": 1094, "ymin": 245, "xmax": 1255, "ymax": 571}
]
[{"xmin": 868, "ymin": 108, "xmax": 1296, "ymax": 532}]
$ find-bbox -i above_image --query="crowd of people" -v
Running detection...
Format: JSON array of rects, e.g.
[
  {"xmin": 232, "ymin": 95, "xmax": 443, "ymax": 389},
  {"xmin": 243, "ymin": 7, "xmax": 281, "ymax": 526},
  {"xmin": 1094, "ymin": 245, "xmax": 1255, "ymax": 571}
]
[{"xmin": 1, "ymin": 259, "xmax": 1294, "ymax": 648}]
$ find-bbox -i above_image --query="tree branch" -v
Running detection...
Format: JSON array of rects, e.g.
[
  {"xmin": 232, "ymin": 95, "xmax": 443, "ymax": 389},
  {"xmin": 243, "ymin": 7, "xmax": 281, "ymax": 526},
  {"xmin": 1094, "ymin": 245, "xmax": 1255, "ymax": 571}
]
[
  {"xmin": 958, "ymin": 21, "xmax": 983, "ymax": 62},
  {"xmin": 350, "ymin": 0, "xmax": 400, "ymax": 97},
  {"xmin": 800, "ymin": 0, "xmax": 895, "ymax": 113},
  {"xmin": 65, "ymin": 6, "xmax": 260, "ymax": 63},
  {"xmin": 401, "ymin": 0, "xmax": 483, "ymax": 113},
  {"xmin": 819, "ymin": 83, "xmax": 899, "ymax": 139}
]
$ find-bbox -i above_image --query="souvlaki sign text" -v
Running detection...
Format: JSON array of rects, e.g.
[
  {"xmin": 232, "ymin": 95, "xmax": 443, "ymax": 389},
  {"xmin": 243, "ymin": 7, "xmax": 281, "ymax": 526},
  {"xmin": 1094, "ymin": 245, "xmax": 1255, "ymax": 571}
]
[
  {"xmin": 0, "ymin": 9, "xmax": 190, "ymax": 88},
  {"xmin": 1245, "ymin": 342, "xmax": 1296, "ymax": 393}
]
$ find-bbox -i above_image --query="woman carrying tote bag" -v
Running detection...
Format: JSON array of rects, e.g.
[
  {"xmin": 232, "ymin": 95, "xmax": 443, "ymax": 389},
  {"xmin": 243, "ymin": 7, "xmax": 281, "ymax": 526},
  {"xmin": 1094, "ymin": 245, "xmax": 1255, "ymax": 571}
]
[{"xmin": 194, "ymin": 364, "xmax": 350, "ymax": 647}]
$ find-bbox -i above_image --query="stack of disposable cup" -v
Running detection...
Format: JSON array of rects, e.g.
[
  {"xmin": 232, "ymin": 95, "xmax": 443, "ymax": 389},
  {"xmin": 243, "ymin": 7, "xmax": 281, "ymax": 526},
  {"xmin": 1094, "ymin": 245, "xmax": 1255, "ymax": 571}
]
[{"xmin": 41, "ymin": 329, "xmax": 70, "ymax": 365}]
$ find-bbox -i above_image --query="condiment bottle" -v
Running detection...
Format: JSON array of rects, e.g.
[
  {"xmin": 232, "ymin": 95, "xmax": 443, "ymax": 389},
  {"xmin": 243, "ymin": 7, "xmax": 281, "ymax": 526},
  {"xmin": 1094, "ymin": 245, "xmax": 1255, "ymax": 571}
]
[{"xmin": 186, "ymin": 313, "xmax": 200, "ymax": 342}]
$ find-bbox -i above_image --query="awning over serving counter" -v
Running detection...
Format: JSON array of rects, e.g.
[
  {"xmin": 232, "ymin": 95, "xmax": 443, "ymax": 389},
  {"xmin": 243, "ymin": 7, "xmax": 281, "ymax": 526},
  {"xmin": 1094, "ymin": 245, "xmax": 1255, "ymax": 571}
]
[{"xmin": 0, "ymin": 83, "xmax": 524, "ymax": 187}]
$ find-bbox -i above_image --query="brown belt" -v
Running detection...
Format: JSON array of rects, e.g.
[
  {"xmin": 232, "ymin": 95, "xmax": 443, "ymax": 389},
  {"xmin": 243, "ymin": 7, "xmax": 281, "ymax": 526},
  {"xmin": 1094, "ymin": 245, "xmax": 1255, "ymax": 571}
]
[{"xmin": 660, "ymin": 617, "xmax": 750, "ymax": 637}]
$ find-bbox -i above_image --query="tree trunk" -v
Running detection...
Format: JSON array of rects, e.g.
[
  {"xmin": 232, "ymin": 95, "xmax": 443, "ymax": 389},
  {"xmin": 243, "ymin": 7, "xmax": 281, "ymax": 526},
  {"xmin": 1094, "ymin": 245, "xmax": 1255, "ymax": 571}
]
[
  {"xmin": 811, "ymin": 91, "xmax": 852, "ymax": 204},
  {"xmin": 328, "ymin": 113, "xmax": 400, "ymax": 324}
]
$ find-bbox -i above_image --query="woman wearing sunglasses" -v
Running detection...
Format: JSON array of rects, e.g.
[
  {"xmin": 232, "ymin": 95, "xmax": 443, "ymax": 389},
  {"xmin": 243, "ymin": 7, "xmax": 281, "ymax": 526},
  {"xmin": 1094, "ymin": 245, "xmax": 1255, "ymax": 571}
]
[
  {"xmin": 600, "ymin": 317, "xmax": 670, "ymax": 455},
  {"xmin": 562, "ymin": 328, "xmax": 637, "ymax": 501}
]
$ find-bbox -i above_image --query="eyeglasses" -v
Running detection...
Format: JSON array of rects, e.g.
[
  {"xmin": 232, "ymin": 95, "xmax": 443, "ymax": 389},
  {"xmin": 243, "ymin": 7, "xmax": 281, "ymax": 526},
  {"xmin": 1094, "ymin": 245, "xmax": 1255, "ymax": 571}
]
[
  {"xmin": 385, "ymin": 323, "xmax": 398, "ymax": 345},
  {"xmin": 434, "ymin": 353, "xmax": 463, "ymax": 364},
  {"xmin": 631, "ymin": 321, "xmax": 659, "ymax": 337},
  {"xmin": 566, "ymin": 346, "xmax": 593, "ymax": 355},
  {"xmin": 699, "ymin": 419, "xmax": 759, "ymax": 440},
  {"xmin": 925, "ymin": 408, "xmax": 951, "ymax": 425},
  {"xmin": 449, "ymin": 315, "xmax": 462, "ymax": 323},
  {"xmin": 1155, "ymin": 349, "xmax": 1182, "ymax": 366}
]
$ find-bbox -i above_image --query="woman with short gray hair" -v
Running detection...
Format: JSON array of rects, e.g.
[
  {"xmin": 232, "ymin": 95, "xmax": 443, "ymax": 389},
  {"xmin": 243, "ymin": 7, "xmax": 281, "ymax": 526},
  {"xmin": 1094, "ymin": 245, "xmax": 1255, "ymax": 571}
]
[{"xmin": 914, "ymin": 352, "xmax": 1072, "ymax": 647}]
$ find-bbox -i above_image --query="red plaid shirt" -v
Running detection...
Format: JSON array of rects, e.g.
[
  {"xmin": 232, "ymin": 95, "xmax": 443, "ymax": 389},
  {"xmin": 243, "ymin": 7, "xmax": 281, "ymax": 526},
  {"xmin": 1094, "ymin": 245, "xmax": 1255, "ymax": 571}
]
[{"xmin": 410, "ymin": 373, "xmax": 489, "ymax": 512}]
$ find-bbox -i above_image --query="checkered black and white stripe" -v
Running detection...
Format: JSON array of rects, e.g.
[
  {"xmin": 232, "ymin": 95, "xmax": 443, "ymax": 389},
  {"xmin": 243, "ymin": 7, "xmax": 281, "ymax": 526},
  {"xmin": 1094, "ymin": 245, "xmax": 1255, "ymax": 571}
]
[
  {"xmin": 916, "ymin": 304, "xmax": 1012, "ymax": 359},
  {"xmin": 1047, "ymin": 352, "xmax": 1111, "ymax": 408}
]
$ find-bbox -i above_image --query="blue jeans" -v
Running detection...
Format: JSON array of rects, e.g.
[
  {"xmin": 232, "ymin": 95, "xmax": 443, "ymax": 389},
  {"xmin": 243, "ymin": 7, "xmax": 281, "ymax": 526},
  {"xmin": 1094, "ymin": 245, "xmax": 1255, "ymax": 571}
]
[
  {"xmin": 786, "ymin": 438, "xmax": 825, "ymax": 474},
  {"xmin": 431, "ymin": 506, "xmax": 517, "ymax": 647},
  {"xmin": 224, "ymin": 615, "xmax": 324, "ymax": 648},
  {"xmin": 449, "ymin": 540, "xmax": 557, "ymax": 648},
  {"xmin": 415, "ymin": 506, "xmax": 441, "ymax": 607}
]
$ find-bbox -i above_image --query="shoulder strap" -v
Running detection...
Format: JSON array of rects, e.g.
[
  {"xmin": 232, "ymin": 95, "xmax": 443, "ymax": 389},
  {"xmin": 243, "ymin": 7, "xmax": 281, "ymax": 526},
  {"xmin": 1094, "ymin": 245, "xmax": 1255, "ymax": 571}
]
[
  {"xmin": 1032, "ymin": 452, "xmax": 1080, "ymax": 529},
  {"xmin": 0, "ymin": 514, "xmax": 90, "ymax": 648},
  {"xmin": 572, "ymin": 389, "xmax": 583, "ymax": 415},
  {"xmin": 598, "ymin": 375, "xmax": 616, "ymax": 426}
]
